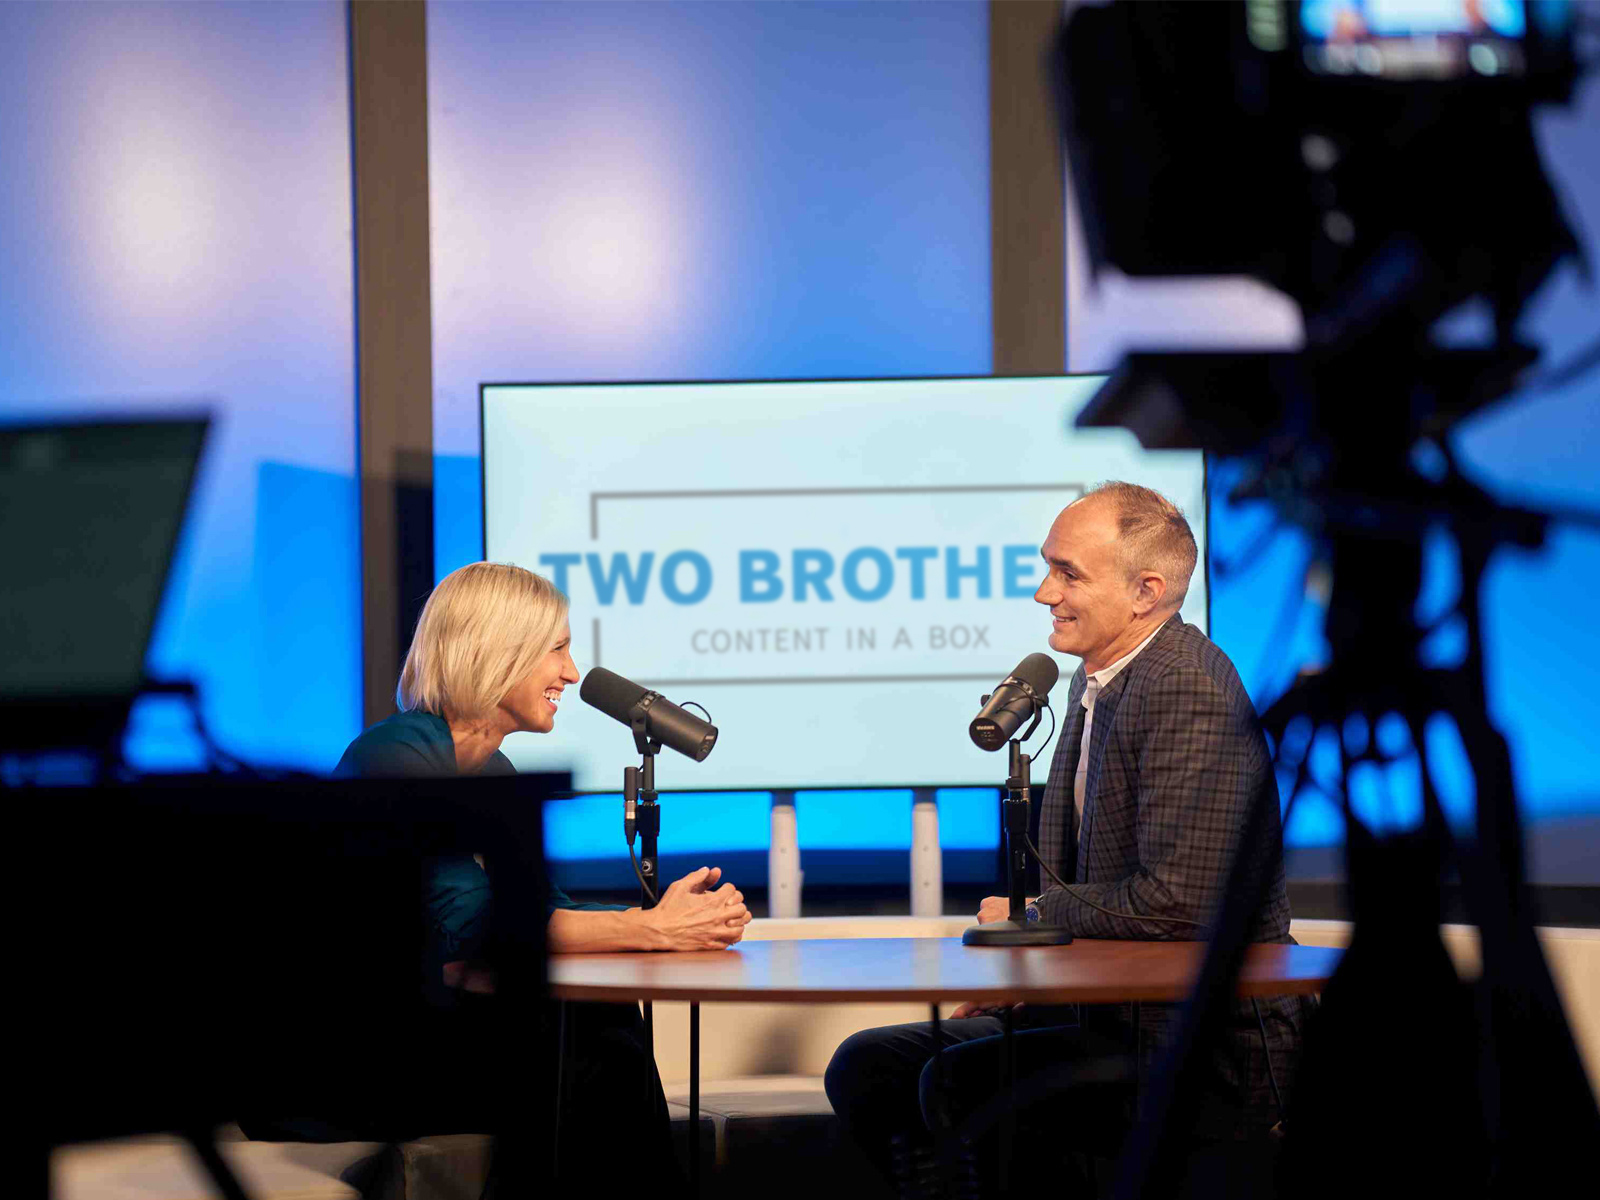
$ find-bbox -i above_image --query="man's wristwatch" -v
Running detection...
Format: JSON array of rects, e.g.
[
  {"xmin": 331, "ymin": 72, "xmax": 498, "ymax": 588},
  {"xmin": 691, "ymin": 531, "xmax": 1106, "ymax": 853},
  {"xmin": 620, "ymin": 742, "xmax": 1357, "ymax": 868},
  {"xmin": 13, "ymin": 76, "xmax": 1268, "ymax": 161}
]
[{"xmin": 1024, "ymin": 900, "xmax": 1042, "ymax": 925}]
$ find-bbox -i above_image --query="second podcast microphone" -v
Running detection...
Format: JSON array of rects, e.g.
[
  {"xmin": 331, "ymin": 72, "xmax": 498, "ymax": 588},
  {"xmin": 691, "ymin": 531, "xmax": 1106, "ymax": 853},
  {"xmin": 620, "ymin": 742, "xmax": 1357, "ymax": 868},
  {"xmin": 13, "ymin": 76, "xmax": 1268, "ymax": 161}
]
[
  {"xmin": 969, "ymin": 653, "xmax": 1060, "ymax": 750},
  {"xmin": 580, "ymin": 667, "xmax": 719, "ymax": 762}
]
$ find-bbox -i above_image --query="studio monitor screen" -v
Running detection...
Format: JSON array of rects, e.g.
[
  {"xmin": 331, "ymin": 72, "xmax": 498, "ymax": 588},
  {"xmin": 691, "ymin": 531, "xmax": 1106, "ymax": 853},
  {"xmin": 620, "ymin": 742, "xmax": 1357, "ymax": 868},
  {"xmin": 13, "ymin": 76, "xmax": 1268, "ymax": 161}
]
[{"xmin": 482, "ymin": 376, "xmax": 1206, "ymax": 790}]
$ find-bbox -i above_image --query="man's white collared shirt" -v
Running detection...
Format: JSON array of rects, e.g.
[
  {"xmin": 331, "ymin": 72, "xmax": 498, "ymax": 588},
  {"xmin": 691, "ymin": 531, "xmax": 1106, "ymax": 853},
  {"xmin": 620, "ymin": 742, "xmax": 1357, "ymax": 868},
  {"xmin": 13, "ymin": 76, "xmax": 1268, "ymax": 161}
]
[{"xmin": 1074, "ymin": 620, "xmax": 1169, "ymax": 826}]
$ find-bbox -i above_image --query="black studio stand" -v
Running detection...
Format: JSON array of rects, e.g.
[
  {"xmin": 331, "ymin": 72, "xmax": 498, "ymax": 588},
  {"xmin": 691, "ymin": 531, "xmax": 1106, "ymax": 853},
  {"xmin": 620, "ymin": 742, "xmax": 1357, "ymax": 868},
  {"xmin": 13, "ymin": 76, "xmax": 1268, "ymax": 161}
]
[
  {"xmin": 622, "ymin": 717, "xmax": 664, "ymax": 1055},
  {"xmin": 620, "ymin": 723, "xmax": 701, "ymax": 1193},
  {"xmin": 623, "ymin": 745, "xmax": 661, "ymax": 910},
  {"xmin": 963, "ymin": 737, "xmax": 1073, "ymax": 946}
]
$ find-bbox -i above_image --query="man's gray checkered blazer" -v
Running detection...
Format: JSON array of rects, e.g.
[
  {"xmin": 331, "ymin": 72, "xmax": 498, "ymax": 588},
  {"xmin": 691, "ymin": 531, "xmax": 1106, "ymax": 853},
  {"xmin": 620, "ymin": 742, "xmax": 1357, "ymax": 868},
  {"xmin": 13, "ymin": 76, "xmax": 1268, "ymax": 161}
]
[{"xmin": 1034, "ymin": 615, "xmax": 1308, "ymax": 1135}]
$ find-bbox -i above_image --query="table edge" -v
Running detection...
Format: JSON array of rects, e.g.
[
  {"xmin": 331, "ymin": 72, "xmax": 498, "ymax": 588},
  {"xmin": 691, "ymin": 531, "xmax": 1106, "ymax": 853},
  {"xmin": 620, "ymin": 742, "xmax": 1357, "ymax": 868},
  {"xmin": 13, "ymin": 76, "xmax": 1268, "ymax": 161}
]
[
  {"xmin": 547, "ymin": 977, "xmax": 1331, "ymax": 1003},
  {"xmin": 548, "ymin": 938, "xmax": 1340, "ymax": 1004}
]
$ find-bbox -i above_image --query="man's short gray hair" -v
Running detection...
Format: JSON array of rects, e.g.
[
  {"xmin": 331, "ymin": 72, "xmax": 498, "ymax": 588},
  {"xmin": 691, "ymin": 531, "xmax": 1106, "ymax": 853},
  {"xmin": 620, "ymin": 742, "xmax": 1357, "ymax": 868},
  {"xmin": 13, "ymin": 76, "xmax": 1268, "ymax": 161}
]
[{"xmin": 1079, "ymin": 481, "xmax": 1197, "ymax": 610}]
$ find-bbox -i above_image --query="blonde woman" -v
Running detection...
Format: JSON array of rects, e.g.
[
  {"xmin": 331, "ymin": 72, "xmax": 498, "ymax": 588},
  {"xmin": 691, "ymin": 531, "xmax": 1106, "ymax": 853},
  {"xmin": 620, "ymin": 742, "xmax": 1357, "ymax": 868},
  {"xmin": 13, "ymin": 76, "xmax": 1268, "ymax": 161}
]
[
  {"xmin": 336, "ymin": 561, "xmax": 750, "ymax": 965},
  {"xmin": 320, "ymin": 563, "xmax": 744, "ymax": 1189}
]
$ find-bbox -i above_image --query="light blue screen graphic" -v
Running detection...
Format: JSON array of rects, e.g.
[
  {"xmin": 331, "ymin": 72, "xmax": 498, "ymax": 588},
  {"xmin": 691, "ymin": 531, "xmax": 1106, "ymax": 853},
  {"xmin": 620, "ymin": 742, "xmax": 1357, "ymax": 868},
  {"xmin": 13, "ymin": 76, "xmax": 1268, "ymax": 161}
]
[
  {"xmin": 1300, "ymin": 0, "xmax": 1526, "ymax": 39},
  {"xmin": 484, "ymin": 376, "xmax": 1207, "ymax": 791}
]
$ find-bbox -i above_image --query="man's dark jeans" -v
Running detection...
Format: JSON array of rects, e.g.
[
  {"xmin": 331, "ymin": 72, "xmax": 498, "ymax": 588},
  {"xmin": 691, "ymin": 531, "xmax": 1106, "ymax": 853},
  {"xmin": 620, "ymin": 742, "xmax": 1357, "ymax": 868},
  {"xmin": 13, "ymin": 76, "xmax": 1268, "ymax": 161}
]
[{"xmin": 825, "ymin": 1009, "xmax": 1137, "ymax": 1197}]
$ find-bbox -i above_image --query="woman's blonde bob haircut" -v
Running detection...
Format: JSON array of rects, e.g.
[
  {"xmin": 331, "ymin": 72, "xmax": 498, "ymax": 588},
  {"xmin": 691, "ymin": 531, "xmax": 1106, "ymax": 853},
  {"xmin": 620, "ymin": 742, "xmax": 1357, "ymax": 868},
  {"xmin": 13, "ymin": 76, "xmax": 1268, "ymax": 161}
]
[{"xmin": 398, "ymin": 562, "xmax": 568, "ymax": 721}]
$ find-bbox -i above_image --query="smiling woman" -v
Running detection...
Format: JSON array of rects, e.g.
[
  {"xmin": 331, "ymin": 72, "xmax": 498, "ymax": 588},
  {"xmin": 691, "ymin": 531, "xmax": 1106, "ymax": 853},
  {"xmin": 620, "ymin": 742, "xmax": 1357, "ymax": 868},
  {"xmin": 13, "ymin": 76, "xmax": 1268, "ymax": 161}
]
[
  {"xmin": 332, "ymin": 561, "xmax": 752, "ymax": 964},
  {"xmin": 249, "ymin": 562, "xmax": 751, "ymax": 1188}
]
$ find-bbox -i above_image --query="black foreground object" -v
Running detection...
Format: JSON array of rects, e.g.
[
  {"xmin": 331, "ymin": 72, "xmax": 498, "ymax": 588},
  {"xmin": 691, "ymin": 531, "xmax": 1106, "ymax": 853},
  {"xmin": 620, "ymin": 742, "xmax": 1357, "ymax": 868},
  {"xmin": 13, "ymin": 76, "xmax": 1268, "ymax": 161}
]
[
  {"xmin": 1053, "ymin": 4, "xmax": 1599, "ymax": 1198},
  {"xmin": 28, "ymin": 771, "xmax": 564, "ymax": 1199}
]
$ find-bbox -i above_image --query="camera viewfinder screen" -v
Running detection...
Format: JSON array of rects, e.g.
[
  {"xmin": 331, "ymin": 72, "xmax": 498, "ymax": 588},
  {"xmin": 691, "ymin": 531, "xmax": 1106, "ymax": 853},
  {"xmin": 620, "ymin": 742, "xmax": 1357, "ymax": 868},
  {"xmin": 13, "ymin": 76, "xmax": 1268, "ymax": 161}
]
[{"xmin": 1298, "ymin": 0, "xmax": 1538, "ymax": 77}]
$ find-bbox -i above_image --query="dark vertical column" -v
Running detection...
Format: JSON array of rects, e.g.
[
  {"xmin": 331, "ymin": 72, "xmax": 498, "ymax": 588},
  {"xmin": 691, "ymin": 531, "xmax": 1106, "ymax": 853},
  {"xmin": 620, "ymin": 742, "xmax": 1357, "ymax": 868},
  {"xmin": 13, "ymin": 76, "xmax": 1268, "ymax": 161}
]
[
  {"xmin": 350, "ymin": 0, "xmax": 434, "ymax": 726},
  {"xmin": 989, "ymin": 0, "xmax": 1066, "ymax": 377}
]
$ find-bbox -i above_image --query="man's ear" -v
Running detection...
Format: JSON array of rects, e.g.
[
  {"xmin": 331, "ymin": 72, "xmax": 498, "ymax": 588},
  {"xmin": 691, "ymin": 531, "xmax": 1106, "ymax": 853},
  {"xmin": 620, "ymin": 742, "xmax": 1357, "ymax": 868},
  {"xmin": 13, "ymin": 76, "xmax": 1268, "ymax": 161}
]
[{"xmin": 1132, "ymin": 571, "xmax": 1167, "ymax": 616}]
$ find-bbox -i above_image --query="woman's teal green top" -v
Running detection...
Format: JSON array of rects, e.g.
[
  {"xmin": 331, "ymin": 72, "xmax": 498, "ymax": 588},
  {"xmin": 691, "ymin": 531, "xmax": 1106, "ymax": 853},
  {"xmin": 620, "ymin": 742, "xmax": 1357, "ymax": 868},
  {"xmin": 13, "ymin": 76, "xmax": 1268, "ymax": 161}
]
[{"xmin": 334, "ymin": 710, "xmax": 624, "ymax": 999}]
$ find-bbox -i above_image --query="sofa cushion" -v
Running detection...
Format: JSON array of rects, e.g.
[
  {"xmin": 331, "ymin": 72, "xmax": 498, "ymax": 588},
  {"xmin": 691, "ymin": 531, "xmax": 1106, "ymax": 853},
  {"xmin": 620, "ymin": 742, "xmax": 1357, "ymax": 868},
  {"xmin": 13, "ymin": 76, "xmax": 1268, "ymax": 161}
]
[{"xmin": 52, "ymin": 1137, "xmax": 385, "ymax": 1200}]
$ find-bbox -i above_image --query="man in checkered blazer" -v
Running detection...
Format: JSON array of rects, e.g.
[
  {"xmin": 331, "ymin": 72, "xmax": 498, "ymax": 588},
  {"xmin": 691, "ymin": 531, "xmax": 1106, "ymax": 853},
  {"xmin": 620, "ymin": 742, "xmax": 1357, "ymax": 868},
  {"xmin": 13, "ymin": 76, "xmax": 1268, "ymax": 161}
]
[{"xmin": 826, "ymin": 482, "xmax": 1308, "ymax": 1191}]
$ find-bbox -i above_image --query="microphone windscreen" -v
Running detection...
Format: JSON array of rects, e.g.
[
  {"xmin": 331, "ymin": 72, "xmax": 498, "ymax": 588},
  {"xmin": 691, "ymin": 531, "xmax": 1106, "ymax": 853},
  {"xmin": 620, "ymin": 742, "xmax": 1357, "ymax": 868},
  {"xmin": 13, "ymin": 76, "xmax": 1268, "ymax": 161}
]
[
  {"xmin": 579, "ymin": 666, "xmax": 649, "ymax": 723},
  {"xmin": 1014, "ymin": 652, "xmax": 1060, "ymax": 699}
]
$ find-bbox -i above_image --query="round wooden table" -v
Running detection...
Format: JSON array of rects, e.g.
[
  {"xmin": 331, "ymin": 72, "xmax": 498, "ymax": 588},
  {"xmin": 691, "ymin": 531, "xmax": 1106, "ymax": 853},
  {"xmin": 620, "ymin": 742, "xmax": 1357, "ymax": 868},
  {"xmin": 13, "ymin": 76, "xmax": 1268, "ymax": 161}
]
[
  {"xmin": 550, "ymin": 937, "xmax": 1340, "ymax": 1192},
  {"xmin": 550, "ymin": 935, "xmax": 1339, "ymax": 1004}
]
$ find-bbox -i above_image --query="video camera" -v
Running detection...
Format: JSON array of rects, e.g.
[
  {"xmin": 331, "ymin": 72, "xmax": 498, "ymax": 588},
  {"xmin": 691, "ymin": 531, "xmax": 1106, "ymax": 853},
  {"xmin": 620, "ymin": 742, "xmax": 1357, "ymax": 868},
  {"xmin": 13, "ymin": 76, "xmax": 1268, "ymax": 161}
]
[
  {"xmin": 1051, "ymin": 7, "xmax": 1600, "ymax": 1196},
  {"xmin": 1058, "ymin": 0, "xmax": 1588, "ymax": 458}
]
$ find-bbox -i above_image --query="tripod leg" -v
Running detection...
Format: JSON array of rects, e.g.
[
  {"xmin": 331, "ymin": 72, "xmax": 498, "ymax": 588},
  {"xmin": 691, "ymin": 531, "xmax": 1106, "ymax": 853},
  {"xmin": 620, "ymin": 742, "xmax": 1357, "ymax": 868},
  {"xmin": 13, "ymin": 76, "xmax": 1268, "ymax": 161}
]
[
  {"xmin": 1000, "ymin": 1005, "xmax": 1015, "ymax": 1196},
  {"xmin": 553, "ymin": 999, "xmax": 569, "ymax": 1180},
  {"xmin": 181, "ymin": 1130, "xmax": 253, "ymax": 1200},
  {"xmin": 643, "ymin": 999, "xmax": 654, "ymax": 1116},
  {"xmin": 690, "ymin": 1002, "xmax": 701, "ymax": 1196}
]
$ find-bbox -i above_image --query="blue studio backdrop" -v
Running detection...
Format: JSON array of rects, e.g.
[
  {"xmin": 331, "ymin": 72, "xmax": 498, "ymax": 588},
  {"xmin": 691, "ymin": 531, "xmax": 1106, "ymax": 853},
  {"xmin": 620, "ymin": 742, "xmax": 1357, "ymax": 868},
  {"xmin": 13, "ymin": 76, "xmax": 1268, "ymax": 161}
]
[{"xmin": 3, "ymin": 0, "xmax": 1595, "ymax": 888}]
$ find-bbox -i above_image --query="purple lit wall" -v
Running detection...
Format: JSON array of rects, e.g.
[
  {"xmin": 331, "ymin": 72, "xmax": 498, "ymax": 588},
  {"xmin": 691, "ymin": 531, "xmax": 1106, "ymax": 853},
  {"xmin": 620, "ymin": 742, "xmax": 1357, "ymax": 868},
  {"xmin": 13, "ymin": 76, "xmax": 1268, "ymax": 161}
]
[
  {"xmin": 0, "ymin": 0, "xmax": 360, "ymax": 770},
  {"xmin": 427, "ymin": 0, "xmax": 992, "ymax": 578},
  {"xmin": 426, "ymin": 0, "xmax": 992, "ymax": 873}
]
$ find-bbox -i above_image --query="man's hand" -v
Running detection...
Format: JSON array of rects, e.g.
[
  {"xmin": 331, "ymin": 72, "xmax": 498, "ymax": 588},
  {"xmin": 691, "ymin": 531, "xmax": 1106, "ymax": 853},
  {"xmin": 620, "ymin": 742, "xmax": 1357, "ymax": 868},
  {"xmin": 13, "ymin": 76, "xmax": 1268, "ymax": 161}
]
[
  {"xmin": 977, "ymin": 894, "xmax": 1037, "ymax": 924},
  {"xmin": 977, "ymin": 895, "xmax": 1010, "ymax": 924},
  {"xmin": 645, "ymin": 866, "xmax": 752, "ymax": 951},
  {"xmin": 958, "ymin": 895, "xmax": 1042, "ymax": 1012}
]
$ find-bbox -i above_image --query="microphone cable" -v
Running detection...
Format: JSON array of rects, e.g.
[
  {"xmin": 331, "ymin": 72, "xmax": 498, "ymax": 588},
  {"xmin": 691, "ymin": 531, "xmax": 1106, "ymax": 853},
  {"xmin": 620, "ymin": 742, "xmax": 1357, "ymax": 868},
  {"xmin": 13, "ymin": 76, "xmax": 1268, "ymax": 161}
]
[
  {"xmin": 1020, "ymin": 693, "xmax": 1200, "ymax": 933},
  {"xmin": 1022, "ymin": 834, "xmax": 1288, "ymax": 1126},
  {"xmin": 622, "ymin": 775, "xmax": 660, "ymax": 906},
  {"xmin": 1252, "ymin": 996, "xmax": 1286, "ymax": 1125},
  {"xmin": 1025, "ymin": 835, "xmax": 1210, "ymax": 931},
  {"xmin": 1023, "ymin": 700, "xmax": 1058, "ymax": 761},
  {"xmin": 626, "ymin": 835, "xmax": 659, "ymax": 906},
  {"xmin": 623, "ymin": 795, "xmax": 658, "ymax": 906}
]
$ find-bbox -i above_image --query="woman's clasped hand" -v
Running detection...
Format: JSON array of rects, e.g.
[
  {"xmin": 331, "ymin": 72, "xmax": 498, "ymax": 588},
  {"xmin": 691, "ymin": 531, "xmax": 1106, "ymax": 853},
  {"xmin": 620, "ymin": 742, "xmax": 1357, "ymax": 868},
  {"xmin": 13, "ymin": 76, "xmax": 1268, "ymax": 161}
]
[{"xmin": 644, "ymin": 865, "xmax": 753, "ymax": 951}]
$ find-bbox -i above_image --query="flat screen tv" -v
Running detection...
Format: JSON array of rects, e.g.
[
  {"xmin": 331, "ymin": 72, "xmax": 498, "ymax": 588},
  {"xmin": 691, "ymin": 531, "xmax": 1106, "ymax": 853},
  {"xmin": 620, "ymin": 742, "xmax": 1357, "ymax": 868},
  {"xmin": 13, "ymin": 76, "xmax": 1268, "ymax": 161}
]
[{"xmin": 482, "ymin": 375, "xmax": 1207, "ymax": 793}]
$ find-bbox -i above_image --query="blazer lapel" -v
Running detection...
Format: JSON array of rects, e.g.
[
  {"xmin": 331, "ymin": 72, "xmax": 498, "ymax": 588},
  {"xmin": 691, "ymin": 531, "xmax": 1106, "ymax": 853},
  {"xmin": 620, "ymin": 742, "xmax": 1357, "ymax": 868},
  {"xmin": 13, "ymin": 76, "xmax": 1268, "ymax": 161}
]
[
  {"xmin": 1060, "ymin": 674, "xmax": 1088, "ymax": 880},
  {"xmin": 1062, "ymin": 671, "xmax": 1087, "ymax": 772},
  {"xmin": 1076, "ymin": 669, "xmax": 1130, "ymax": 882},
  {"xmin": 1039, "ymin": 669, "xmax": 1087, "ymax": 887}
]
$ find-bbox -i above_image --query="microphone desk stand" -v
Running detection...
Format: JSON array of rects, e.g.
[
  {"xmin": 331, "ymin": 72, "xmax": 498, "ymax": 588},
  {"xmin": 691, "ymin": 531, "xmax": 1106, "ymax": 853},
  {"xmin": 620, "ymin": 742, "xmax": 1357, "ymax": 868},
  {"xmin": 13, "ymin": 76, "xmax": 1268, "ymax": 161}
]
[
  {"xmin": 963, "ymin": 738, "xmax": 1073, "ymax": 946},
  {"xmin": 622, "ymin": 723, "xmax": 681, "ymax": 1185},
  {"xmin": 624, "ymin": 727, "xmax": 662, "ymax": 911}
]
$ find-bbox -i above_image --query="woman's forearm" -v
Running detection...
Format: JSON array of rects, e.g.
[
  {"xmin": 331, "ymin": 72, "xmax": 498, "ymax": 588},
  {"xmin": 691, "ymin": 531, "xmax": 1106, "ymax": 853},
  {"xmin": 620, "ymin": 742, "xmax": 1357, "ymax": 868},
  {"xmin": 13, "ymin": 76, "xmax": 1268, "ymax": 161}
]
[{"xmin": 547, "ymin": 906, "xmax": 667, "ymax": 953}]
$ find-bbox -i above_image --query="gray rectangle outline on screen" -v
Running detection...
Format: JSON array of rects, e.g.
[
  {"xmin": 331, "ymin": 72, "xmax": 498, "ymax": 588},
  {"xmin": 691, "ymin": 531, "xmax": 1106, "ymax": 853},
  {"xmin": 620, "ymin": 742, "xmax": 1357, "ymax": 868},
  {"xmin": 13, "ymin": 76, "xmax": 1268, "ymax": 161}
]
[
  {"xmin": 590, "ymin": 481, "xmax": 1084, "ymax": 685},
  {"xmin": 590, "ymin": 482, "xmax": 1086, "ymax": 539}
]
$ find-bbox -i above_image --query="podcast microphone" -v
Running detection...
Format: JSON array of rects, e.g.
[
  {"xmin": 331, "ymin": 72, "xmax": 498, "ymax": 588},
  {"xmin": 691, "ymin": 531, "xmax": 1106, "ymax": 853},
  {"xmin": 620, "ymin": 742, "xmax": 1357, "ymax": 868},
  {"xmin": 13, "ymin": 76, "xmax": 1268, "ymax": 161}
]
[
  {"xmin": 969, "ymin": 653, "xmax": 1060, "ymax": 750},
  {"xmin": 963, "ymin": 651, "xmax": 1072, "ymax": 947},
  {"xmin": 580, "ymin": 667, "xmax": 718, "ymax": 762}
]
